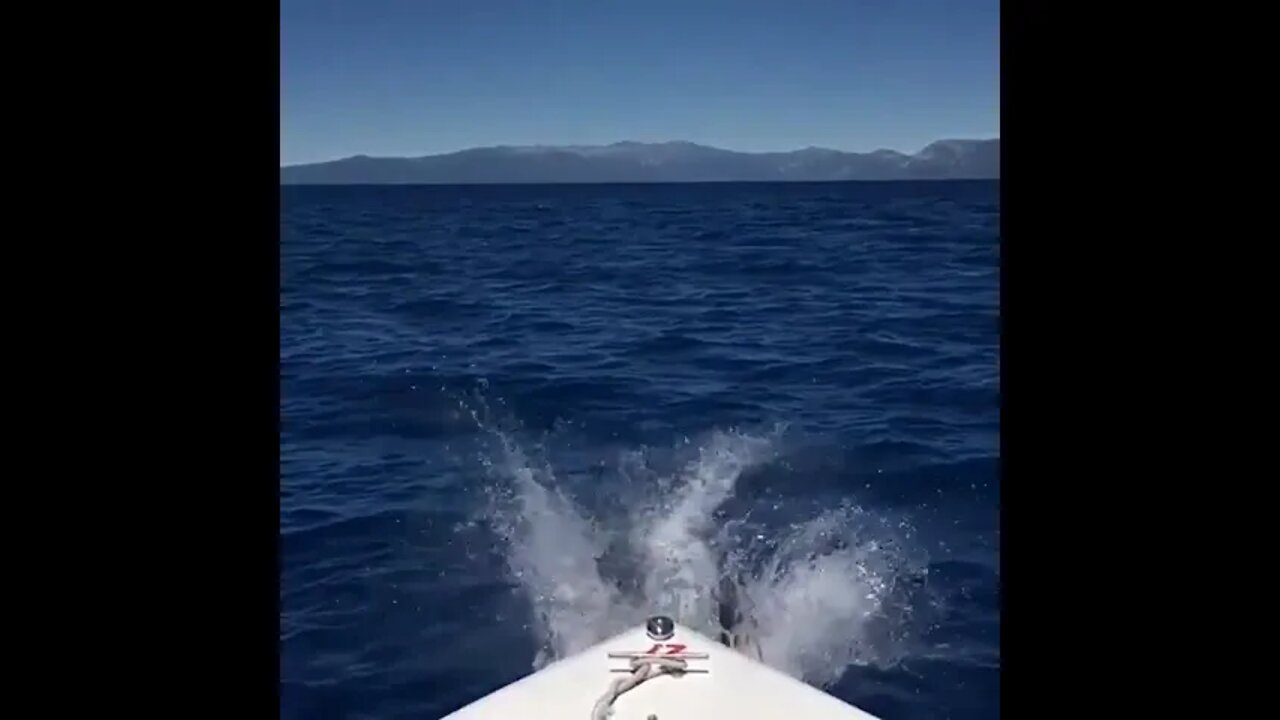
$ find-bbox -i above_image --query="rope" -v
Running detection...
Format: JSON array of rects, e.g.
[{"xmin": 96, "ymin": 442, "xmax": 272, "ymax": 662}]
[{"xmin": 591, "ymin": 655, "xmax": 687, "ymax": 720}]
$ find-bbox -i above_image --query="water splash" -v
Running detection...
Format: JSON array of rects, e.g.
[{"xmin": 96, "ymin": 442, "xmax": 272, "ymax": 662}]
[
  {"xmin": 479, "ymin": 432, "xmax": 637, "ymax": 667},
  {"xmin": 634, "ymin": 428, "xmax": 781, "ymax": 633},
  {"xmin": 474, "ymin": 420, "xmax": 930, "ymax": 687},
  {"xmin": 733, "ymin": 503, "xmax": 925, "ymax": 686}
]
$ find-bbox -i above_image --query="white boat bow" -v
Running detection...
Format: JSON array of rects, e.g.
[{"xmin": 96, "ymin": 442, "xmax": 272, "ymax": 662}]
[{"xmin": 440, "ymin": 615, "xmax": 881, "ymax": 719}]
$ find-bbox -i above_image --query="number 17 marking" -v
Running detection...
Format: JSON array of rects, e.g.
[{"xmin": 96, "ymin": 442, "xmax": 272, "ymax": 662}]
[{"xmin": 643, "ymin": 643, "xmax": 688, "ymax": 655}]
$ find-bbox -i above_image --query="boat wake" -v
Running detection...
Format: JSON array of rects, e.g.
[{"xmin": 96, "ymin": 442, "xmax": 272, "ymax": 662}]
[{"xmin": 471, "ymin": 419, "xmax": 935, "ymax": 689}]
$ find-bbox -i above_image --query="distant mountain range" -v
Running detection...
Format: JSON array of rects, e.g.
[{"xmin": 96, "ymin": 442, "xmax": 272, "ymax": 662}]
[{"xmin": 280, "ymin": 138, "xmax": 999, "ymax": 184}]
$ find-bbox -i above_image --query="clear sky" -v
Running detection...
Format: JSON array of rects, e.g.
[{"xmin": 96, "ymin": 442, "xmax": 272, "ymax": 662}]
[{"xmin": 281, "ymin": 0, "xmax": 999, "ymax": 166}]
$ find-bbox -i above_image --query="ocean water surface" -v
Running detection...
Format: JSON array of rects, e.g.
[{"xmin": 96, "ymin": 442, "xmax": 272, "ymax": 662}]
[{"xmin": 281, "ymin": 181, "xmax": 1000, "ymax": 719}]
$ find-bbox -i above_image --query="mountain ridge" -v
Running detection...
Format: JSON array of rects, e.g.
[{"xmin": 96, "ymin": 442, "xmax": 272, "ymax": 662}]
[{"xmin": 280, "ymin": 138, "xmax": 999, "ymax": 184}]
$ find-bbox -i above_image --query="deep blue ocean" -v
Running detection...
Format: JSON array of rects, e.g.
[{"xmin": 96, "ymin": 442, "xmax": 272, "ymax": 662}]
[{"xmin": 281, "ymin": 181, "xmax": 1000, "ymax": 720}]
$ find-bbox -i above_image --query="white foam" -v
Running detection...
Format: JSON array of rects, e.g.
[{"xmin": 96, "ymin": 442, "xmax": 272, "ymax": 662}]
[{"xmin": 477, "ymin": 423, "xmax": 928, "ymax": 686}]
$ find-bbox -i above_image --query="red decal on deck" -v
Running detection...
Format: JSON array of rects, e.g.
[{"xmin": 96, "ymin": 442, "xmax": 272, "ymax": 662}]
[{"xmin": 643, "ymin": 643, "xmax": 688, "ymax": 655}]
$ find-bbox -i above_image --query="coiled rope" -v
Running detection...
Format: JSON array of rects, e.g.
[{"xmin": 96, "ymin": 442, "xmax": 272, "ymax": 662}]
[{"xmin": 590, "ymin": 655, "xmax": 687, "ymax": 720}]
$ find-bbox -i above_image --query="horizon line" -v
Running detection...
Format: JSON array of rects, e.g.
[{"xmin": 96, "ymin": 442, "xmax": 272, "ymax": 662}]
[
  {"xmin": 280, "ymin": 136, "xmax": 1000, "ymax": 168},
  {"xmin": 280, "ymin": 177, "xmax": 1000, "ymax": 187}
]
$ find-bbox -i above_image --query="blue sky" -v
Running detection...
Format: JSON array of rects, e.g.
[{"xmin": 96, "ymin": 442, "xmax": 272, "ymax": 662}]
[{"xmin": 281, "ymin": 0, "xmax": 999, "ymax": 166}]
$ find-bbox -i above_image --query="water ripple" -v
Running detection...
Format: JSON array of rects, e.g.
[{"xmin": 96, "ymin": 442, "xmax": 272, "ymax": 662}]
[{"xmin": 282, "ymin": 181, "xmax": 999, "ymax": 720}]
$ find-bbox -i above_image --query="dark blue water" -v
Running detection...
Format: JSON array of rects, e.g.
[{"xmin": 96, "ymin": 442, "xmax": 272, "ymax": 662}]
[{"xmin": 281, "ymin": 181, "xmax": 1000, "ymax": 720}]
